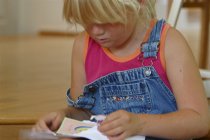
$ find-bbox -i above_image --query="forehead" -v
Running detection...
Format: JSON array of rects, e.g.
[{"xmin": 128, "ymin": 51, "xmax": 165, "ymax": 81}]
[
  {"xmin": 85, "ymin": 22, "xmax": 135, "ymax": 36},
  {"xmin": 86, "ymin": 22, "xmax": 125, "ymax": 29},
  {"xmin": 68, "ymin": 0, "xmax": 139, "ymax": 27}
]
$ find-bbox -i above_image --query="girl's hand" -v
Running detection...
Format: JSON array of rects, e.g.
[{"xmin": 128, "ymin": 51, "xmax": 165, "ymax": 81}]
[
  {"xmin": 98, "ymin": 110, "xmax": 142, "ymax": 140},
  {"xmin": 33, "ymin": 110, "xmax": 66, "ymax": 132}
]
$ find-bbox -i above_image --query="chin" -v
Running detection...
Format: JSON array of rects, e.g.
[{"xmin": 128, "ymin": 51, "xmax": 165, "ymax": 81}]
[
  {"xmin": 99, "ymin": 43, "xmax": 111, "ymax": 48},
  {"xmin": 101, "ymin": 45, "xmax": 110, "ymax": 48}
]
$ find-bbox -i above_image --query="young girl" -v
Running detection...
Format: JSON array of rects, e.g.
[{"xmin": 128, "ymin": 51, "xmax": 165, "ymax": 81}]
[{"xmin": 34, "ymin": 0, "xmax": 209, "ymax": 139}]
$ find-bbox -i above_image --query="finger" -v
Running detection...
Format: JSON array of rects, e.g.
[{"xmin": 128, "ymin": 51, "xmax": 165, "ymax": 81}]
[
  {"xmin": 116, "ymin": 131, "xmax": 130, "ymax": 140},
  {"xmin": 32, "ymin": 124, "xmax": 40, "ymax": 132},
  {"xmin": 102, "ymin": 111, "xmax": 122, "ymax": 125},
  {"xmin": 99, "ymin": 117, "xmax": 122, "ymax": 132},
  {"xmin": 33, "ymin": 124, "xmax": 44, "ymax": 132},
  {"xmin": 42, "ymin": 112, "xmax": 59, "ymax": 130},
  {"xmin": 32, "ymin": 122, "xmax": 44, "ymax": 132},
  {"xmin": 51, "ymin": 114, "xmax": 63, "ymax": 131},
  {"xmin": 43, "ymin": 113, "xmax": 57, "ymax": 124},
  {"xmin": 37, "ymin": 120, "xmax": 51, "ymax": 131},
  {"xmin": 102, "ymin": 126, "xmax": 124, "ymax": 137},
  {"xmin": 108, "ymin": 131, "xmax": 129, "ymax": 140}
]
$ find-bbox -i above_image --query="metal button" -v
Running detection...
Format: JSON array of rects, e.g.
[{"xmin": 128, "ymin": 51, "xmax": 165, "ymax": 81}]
[
  {"xmin": 88, "ymin": 86, "xmax": 96, "ymax": 93},
  {"xmin": 144, "ymin": 68, "xmax": 151, "ymax": 76}
]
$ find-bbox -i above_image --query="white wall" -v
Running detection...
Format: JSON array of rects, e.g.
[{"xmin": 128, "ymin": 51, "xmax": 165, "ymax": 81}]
[
  {"xmin": 0, "ymin": 0, "xmax": 6, "ymax": 28},
  {"xmin": 0, "ymin": 0, "xmax": 200, "ymax": 36},
  {"xmin": 0, "ymin": 0, "xmax": 19, "ymax": 35},
  {"xmin": 0, "ymin": 0, "xmax": 169, "ymax": 35},
  {"xmin": 156, "ymin": 0, "xmax": 168, "ymax": 19},
  {"xmin": 17, "ymin": 0, "xmax": 70, "ymax": 35},
  {"xmin": 0, "ymin": 0, "xmax": 75, "ymax": 35},
  {"xmin": 0, "ymin": 0, "xmax": 5, "ymax": 17}
]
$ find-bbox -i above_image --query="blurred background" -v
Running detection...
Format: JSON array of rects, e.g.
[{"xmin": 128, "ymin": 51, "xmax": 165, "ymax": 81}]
[
  {"xmin": 0, "ymin": 0, "xmax": 83, "ymax": 35},
  {"xmin": 0, "ymin": 0, "xmax": 208, "ymax": 64},
  {"xmin": 0, "ymin": 0, "xmax": 209, "ymax": 139}
]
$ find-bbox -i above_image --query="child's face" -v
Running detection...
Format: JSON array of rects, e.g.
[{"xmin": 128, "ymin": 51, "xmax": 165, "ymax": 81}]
[{"xmin": 86, "ymin": 22, "xmax": 136, "ymax": 48}]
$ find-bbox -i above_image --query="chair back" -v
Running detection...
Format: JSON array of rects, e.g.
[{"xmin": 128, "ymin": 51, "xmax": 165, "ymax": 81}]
[
  {"xmin": 167, "ymin": 0, "xmax": 210, "ymax": 82},
  {"xmin": 167, "ymin": 0, "xmax": 183, "ymax": 27}
]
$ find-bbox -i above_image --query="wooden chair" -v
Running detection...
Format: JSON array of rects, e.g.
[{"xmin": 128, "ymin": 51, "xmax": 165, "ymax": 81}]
[
  {"xmin": 167, "ymin": 0, "xmax": 183, "ymax": 27},
  {"xmin": 167, "ymin": 0, "xmax": 210, "ymax": 79},
  {"xmin": 182, "ymin": 0, "xmax": 210, "ymax": 69},
  {"xmin": 168, "ymin": 0, "xmax": 210, "ymax": 69},
  {"xmin": 167, "ymin": 1, "xmax": 210, "ymax": 139}
]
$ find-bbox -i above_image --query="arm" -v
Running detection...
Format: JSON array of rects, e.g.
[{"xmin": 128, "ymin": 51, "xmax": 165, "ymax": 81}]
[
  {"xmin": 70, "ymin": 32, "xmax": 87, "ymax": 101},
  {"xmin": 99, "ymin": 28, "xmax": 209, "ymax": 139},
  {"xmin": 138, "ymin": 27, "xmax": 209, "ymax": 139},
  {"xmin": 33, "ymin": 32, "xmax": 91, "ymax": 132},
  {"xmin": 66, "ymin": 31, "xmax": 92, "ymax": 120}
]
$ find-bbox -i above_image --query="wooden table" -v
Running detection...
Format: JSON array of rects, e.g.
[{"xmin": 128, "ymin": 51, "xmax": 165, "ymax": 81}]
[
  {"xmin": 0, "ymin": 35, "xmax": 210, "ymax": 139},
  {"xmin": 0, "ymin": 36, "xmax": 74, "ymax": 140}
]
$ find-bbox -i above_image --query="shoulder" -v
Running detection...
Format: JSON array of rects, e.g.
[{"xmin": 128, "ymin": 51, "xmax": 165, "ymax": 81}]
[
  {"xmin": 72, "ymin": 31, "xmax": 88, "ymax": 61},
  {"xmin": 164, "ymin": 27, "xmax": 193, "ymax": 62},
  {"xmin": 164, "ymin": 26, "xmax": 199, "ymax": 86},
  {"xmin": 164, "ymin": 26, "xmax": 201, "ymax": 94},
  {"xmin": 165, "ymin": 26, "xmax": 188, "ymax": 45},
  {"xmin": 73, "ymin": 31, "xmax": 87, "ymax": 52},
  {"xmin": 165, "ymin": 26, "xmax": 188, "ymax": 49}
]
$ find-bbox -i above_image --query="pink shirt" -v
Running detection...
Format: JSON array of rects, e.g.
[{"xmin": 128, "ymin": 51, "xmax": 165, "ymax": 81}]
[{"xmin": 84, "ymin": 21, "xmax": 172, "ymax": 91}]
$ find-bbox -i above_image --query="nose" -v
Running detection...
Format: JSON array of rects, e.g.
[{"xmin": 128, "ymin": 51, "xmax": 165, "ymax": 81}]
[{"xmin": 90, "ymin": 24, "xmax": 105, "ymax": 36}]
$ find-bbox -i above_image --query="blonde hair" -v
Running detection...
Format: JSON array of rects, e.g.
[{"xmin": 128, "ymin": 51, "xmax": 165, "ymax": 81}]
[{"xmin": 63, "ymin": 0, "xmax": 156, "ymax": 27}]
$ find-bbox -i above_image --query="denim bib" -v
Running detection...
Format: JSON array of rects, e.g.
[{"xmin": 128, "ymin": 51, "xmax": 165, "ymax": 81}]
[{"xmin": 67, "ymin": 19, "xmax": 177, "ymax": 115}]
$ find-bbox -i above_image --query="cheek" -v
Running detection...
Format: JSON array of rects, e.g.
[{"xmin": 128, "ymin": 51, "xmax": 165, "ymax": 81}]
[
  {"xmin": 110, "ymin": 29, "xmax": 126, "ymax": 39},
  {"xmin": 111, "ymin": 30, "xmax": 129, "ymax": 42}
]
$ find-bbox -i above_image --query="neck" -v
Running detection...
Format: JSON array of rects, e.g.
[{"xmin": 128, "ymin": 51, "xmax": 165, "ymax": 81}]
[{"xmin": 109, "ymin": 20, "xmax": 148, "ymax": 57}]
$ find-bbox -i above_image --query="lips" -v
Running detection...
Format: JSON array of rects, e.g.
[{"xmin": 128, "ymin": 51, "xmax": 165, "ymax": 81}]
[{"xmin": 96, "ymin": 38, "xmax": 109, "ymax": 44}]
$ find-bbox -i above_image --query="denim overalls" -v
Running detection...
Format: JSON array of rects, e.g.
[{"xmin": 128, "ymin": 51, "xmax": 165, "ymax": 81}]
[{"xmin": 67, "ymin": 20, "xmax": 177, "ymax": 139}]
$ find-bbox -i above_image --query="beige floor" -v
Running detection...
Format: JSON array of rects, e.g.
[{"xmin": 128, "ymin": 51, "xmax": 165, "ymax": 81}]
[
  {"xmin": 0, "ymin": 36, "xmax": 77, "ymax": 140},
  {"xmin": 0, "ymin": 36, "xmax": 74, "ymax": 123},
  {"xmin": 0, "ymin": 35, "xmax": 210, "ymax": 140}
]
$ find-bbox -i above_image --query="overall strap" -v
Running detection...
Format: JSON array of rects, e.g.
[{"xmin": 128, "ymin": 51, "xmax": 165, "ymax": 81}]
[{"xmin": 141, "ymin": 19, "xmax": 165, "ymax": 59}]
